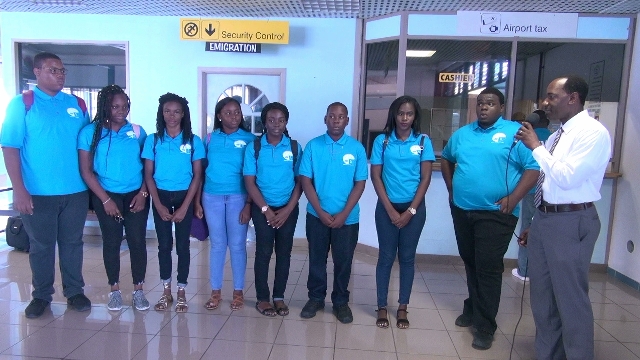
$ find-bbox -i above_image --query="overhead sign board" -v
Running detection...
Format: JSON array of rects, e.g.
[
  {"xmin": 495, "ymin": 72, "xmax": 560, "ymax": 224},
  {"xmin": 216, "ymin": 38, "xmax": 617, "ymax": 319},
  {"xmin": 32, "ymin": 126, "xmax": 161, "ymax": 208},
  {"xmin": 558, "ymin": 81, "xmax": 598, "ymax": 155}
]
[
  {"xmin": 439, "ymin": 73, "xmax": 474, "ymax": 83},
  {"xmin": 180, "ymin": 18, "xmax": 289, "ymax": 44},
  {"xmin": 205, "ymin": 42, "xmax": 262, "ymax": 53},
  {"xmin": 457, "ymin": 12, "xmax": 578, "ymax": 39}
]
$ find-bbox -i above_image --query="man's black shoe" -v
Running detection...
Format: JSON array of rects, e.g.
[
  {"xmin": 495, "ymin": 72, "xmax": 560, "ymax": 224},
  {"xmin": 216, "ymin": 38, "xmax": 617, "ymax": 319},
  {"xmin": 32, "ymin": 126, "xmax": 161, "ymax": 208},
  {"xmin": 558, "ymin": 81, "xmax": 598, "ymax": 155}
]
[
  {"xmin": 333, "ymin": 303, "xmax": 353, "ymax": 324},
  {"xmin": 300, "ymin": 300, "xmax": 324, "ymax": 319},
  {"xmin": 455, "ymin": 313, "xmax": 472, "ymax": 327},
  {"xmin": 25, "ymin": 298, "xmax": 50, "ymax": 318},
  {"xmin": 67, "ymin": 293, "xmax": 91, "ymax": 312},
  {"xmin": 472, "ymin": 330, "xmax": 494, "ymax": 350}
]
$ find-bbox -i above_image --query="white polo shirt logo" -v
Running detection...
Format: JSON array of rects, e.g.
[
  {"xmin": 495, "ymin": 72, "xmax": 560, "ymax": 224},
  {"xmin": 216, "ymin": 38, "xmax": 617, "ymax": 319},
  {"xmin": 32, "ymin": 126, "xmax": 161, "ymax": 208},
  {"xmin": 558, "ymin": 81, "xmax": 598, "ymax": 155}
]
[
  {"xmin": 179, "ymin": 143, "xmax": 192, "ymax": 154},
  {"xmin": 126, "ymin": 131, "xmax": 137, "ymax": 139},
  {"xmin": 492, "ymin": 133, "xmax": 507, "ymax": 144},
  {"xmin": 234, "ymin": 140, "xmax": 247, "ymax": 148},
  {"xmin": 282, "ymin": 150, "xmax": 293, "ymax": 161},
  {"xmin": 343, "ymin": 154, "xmax": 355, "ymax": 165},
  {"xmin": 67, "ymin": 108, "xmax": 80, "ymax": 118},
  {"xmin": 410, "ymin": 145, "xmax": 423, "ymax": 155}
]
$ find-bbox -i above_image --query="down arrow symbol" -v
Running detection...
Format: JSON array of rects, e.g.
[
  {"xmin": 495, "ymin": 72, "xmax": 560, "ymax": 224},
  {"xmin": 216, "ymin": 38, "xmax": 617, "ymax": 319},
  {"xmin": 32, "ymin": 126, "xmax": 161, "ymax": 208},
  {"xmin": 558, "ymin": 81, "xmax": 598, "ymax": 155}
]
[{"xmin": 205, "ymin": 24, "xmax": 216, "ymax": 36}]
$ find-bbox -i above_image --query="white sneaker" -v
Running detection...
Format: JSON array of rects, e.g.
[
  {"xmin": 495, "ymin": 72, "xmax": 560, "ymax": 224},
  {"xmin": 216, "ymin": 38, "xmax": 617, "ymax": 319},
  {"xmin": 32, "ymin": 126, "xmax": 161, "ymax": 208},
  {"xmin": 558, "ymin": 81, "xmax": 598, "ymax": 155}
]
[{"xmin": 512, "ymin": 268, "xmax": 530, "ymax": 282}]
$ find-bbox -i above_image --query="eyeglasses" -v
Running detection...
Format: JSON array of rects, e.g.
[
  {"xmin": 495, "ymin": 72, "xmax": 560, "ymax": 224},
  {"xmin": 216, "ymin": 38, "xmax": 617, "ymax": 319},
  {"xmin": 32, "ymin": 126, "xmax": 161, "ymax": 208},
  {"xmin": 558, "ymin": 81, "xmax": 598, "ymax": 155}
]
[{"xmin": 41, "ymin": 67, "xmax": 67, "ymax": 75}]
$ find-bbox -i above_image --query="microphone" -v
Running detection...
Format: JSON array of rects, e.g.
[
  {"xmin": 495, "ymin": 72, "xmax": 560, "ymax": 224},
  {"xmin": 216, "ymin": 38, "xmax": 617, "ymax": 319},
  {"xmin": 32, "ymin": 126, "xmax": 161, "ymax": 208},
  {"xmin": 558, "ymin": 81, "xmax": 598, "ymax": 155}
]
[{"xmin": 512, "ymin": 111, "xmax": 542, "ymax": 147}]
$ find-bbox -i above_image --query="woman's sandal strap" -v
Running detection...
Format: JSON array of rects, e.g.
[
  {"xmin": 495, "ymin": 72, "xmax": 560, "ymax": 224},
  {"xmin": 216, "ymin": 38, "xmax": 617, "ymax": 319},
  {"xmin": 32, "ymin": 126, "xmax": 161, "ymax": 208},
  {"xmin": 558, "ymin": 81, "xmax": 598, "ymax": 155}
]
[
  {"xmin": 396, "ymin": 308, "xmax": 409, "ymax": 329},
  {"xmin": 376, "ymin": 307, "xmax": 389, "ymax": 328},
  {"xmin": 273, "ymin": 301, "xmax": 289, "ymax": 316}
]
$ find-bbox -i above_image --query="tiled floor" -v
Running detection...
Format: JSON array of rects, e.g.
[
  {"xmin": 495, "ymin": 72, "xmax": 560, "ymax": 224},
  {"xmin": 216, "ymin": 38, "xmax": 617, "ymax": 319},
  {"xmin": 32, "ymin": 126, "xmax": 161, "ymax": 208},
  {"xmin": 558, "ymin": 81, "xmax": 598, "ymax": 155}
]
[{"xmin": 1, "ymin": 235, "xmax": 640, "ymax": 360}]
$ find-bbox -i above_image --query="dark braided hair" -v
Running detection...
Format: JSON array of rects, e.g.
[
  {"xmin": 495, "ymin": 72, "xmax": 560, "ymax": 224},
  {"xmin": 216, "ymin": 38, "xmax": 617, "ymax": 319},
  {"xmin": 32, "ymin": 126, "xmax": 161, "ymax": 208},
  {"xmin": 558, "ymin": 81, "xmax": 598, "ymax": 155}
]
[
  {"xmin": 213, "ymin": 97, "xmax": 250, "ymax": 132},
  {"xmin": 155, "ymin": 93, "xmax": 193, "ymax": 145},
  {"xmin": 260, "ymin": 102, "xmax": 290, "ymax": 138},
  {"xmin": 89, "ymin": 84, "xmax": 130, "ymax": 155}
]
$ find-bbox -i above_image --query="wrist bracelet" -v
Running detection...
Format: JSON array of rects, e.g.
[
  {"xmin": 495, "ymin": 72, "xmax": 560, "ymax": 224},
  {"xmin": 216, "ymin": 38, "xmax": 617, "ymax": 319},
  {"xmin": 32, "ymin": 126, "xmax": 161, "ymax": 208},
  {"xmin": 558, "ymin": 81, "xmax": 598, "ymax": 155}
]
[{"xmin": 103, "ymin": 198, "xmax": 112, "ymax": 205}]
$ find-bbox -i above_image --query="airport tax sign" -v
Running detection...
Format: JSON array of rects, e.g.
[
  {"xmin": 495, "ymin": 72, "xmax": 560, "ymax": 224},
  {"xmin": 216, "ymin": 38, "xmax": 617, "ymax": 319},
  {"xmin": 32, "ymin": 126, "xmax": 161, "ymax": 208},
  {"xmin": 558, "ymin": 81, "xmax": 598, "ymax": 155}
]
[{"xmin": 181, "ymin": 18, "xmax": 289, "ymax": 44}]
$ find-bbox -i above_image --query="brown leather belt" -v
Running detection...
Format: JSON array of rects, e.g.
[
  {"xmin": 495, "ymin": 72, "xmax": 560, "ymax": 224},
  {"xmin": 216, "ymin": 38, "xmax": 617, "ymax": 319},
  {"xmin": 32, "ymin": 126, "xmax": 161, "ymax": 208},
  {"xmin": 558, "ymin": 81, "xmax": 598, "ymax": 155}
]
[{"xmin": 538, "ymin": 202, "xmax": 594, "ymax": 213}]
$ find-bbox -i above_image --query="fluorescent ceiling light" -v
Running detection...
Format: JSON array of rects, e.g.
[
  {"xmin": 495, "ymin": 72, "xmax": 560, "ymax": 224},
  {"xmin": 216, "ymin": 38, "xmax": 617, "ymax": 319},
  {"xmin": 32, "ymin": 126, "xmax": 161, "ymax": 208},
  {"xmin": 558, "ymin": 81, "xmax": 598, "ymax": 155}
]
[{"xmin": 406, "ymin": 50, "xmax": 436, "ymax": 58}]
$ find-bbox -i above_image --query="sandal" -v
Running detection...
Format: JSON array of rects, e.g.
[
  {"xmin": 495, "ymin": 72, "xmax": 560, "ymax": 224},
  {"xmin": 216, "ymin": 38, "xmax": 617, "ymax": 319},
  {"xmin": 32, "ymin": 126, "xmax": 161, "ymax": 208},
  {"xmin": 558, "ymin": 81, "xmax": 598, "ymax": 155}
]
[
  {"xmin": 154, "ymin": 283, "xmax": 173, "ymax": 311},
  {"xmin": 175, "ymin": 287, "xmax": 188, "ymax": 313},
  {"xmin": 273, "ymin": 300, "xmax": 289, "ymax": 316},
  {"xmin": 396, "ymin": 308, "xmax": 409, "ymax": 329},
  {"xmin": 255, "ymin": 301, "xmax": 277, "ymax": 317},
  {"xmin": 376, "ymin": 307, "xmax": 389, "ymax": 328},
  {"xmin": 230, "ymin": 290, "xmax": 244, "ymax": 311},
  {"xmin": 204, "ymin": 290, "xmax": 221, "ymax": 310}
]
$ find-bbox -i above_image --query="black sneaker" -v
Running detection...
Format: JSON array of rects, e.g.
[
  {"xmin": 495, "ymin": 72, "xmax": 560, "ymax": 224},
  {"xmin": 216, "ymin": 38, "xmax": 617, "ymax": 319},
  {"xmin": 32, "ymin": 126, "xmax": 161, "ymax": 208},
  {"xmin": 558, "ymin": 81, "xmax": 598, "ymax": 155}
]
[
  {"xmin": 455, "ymin": 313, "xmax": 472, "ymax": 327},
  {"xmin": 25, "ymin": 298, "xmax": 50, "ymax": 318},
  {"xmin": 333, "ymin": 303, "xmax": 353, "ymax": 324},
  {"xmin": 472, "ymin": 330, "xmax": 494, "ymax": 350},
  {"xmin": 67, "ymin": 293, "xmax": 91, "ymax": 312},
  {"xmin": 300, "ymin": 300, "xmax": 324, "ymax": 319}
]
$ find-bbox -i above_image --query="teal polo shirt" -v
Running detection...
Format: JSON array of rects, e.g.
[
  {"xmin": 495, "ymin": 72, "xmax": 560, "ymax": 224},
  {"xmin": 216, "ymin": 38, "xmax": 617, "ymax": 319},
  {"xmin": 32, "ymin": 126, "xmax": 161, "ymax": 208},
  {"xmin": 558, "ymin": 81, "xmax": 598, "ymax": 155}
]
[
  {"xmin": 141, "ymin": 131, "xmax": 205, "ymax": 191},
  {"xmin": 370, "ymin": 131, "xmax": 436, "ymax": 203},
  {"xmin": 298, "ymin": 132, "xmax": 368, "ymax": 225},
  {"xmin": 441, "ymin": 117, "xmax": 539, "ymax": 216},
  {"xmin": 243, "ymin": 135, "xmax": 302, "ymax": 207},
  {"xmin": 204, "ymin": 128, "xmax": 256, "ymax": 195},
  {"xmin": 0, "ymin": 87, "xmax": 89, "ymax": 195},
  {"xmin": 77, "ymin": 121, "xmax": 147, "ymax": 193}
]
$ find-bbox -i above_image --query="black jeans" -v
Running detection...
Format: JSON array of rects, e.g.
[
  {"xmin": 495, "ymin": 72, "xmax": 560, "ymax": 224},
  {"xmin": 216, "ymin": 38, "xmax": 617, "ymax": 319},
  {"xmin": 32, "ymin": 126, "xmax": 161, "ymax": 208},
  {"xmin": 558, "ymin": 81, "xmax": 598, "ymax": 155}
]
[
  {"xmin": 152, "ymin": 189, "xmax": 193, "ymax": 286},
  {"xmin": 21, "ymin": 191, "xmax": 89, "ymax": 302},
  {"xmin": 449, "ymin": 203, "xmax": 517, "ymax": 334},
  {"xmin": 252, "ymin": 203, "xmax": 299, "ymax": 302},
  {"xmin": 305, "ymin": 213, "xmax": 359, "ymax": 308},
  {"xmin": 91, "ymin": 190, "xmax": 150, "ymax": 286}
]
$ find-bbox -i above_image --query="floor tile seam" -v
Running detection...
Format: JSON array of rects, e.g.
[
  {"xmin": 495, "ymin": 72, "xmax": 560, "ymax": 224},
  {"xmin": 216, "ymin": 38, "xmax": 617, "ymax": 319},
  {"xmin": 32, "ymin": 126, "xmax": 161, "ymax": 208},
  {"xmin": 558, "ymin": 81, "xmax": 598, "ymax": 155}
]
[{"xmin": 619, "ymin": 342, "xmax": 640, "ymax": 359}]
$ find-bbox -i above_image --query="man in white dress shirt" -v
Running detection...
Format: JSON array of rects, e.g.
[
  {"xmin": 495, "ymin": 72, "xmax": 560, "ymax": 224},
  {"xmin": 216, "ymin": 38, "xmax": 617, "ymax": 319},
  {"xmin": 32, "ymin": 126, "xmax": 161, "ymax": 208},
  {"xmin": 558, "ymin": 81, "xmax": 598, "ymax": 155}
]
[{"xmin": 516, "ymin": 75, "xmax": 611, "ymax": 360}]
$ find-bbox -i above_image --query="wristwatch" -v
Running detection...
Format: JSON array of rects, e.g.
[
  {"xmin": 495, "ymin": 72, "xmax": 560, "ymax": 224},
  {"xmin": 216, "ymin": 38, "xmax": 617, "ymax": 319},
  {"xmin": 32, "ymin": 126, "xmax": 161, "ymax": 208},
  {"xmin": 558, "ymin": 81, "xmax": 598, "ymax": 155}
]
[
  {"xmin": 261, "ymin": 205, "xmax": 269, "ymax": 213},
  {"xmin": 408, "ymin": 207, "xmax": 417, "ymax": 215},
  {"xmin": 140, "ymin": 191, "xmax": 149, "ymax": 198}
]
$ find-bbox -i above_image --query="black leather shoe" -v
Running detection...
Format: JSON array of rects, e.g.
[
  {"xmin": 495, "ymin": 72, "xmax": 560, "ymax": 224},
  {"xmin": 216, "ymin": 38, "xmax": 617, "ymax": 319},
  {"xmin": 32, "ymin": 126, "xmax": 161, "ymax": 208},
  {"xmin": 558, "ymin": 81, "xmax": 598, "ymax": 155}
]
[
  {"xmin": 67, "ymin": 293, "xmax": 91, "ymax": 312},
  {"xmin": 300, "ymin": 300, "xmax": 324, "ymax": 319},
  {"xmin": 455, "ymin": 313, "xmax": 472, "ymax": 327},
  {"xmin": 472, "ymin": 330, "xmax": 494, "ymax": 350},
  {"xmin": 25, "ymin": 298, "xmax": 50, "ymax": 318},
  {"xmin": 333, "ymin": 303, "xmax": 353, "ymax": 324}
]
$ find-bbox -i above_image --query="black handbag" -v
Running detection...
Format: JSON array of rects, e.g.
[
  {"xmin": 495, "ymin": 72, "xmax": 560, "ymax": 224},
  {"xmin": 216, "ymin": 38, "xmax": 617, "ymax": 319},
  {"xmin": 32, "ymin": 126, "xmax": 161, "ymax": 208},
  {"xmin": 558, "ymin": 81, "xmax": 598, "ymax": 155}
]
[{"xmin": 6, "ymin": 216, "xmax": 30, "ymax": 252}]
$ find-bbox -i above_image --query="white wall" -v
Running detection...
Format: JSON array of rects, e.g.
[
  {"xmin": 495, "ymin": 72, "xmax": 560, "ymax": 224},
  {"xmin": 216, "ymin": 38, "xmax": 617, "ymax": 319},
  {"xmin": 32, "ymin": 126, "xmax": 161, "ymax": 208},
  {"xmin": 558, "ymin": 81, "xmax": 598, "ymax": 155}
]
[{"xmin": 608, "ymin": 19, "xmax": 640, "ymax": 281}]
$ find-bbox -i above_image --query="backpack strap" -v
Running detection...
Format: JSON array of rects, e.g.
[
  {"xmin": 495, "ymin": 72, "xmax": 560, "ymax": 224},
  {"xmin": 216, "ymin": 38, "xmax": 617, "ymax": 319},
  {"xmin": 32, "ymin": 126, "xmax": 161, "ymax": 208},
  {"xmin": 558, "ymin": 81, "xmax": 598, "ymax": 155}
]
[
  {"xmin": 73, "ymin": 95, "xmax": 88, "ymax": 116},
  {"xmin": 132, "ymin": 124, "xmax": 141, "ymax": 138},
  {"xmin": 290, "ymin": 139, "xmax": 298, "ymax": 172},
  {"xmin": 22, "ymin": 90, "xmax": 34, "ymax": 112},
  {"xmin": 254, "ymin": 136, "xmax": 262, "ymax": 173},
  {"xmin": 381, "ymin": 134, "xmax": 390, "ymax": 164},
  {"xmin": 419, "ymin": 134, "xmax": 426, "ymax": 151},
  {"xmin": 23, "ymin": 90, "xmax": 87, "ymax": 116}
]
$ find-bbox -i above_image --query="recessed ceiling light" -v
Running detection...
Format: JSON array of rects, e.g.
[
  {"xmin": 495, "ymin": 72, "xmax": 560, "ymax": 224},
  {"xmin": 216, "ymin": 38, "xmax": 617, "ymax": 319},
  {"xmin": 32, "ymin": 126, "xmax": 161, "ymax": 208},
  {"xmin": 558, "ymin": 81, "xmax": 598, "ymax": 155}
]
[{"xmin": 406, "ymin": 50, "xmax": 436, "ymax": 58}]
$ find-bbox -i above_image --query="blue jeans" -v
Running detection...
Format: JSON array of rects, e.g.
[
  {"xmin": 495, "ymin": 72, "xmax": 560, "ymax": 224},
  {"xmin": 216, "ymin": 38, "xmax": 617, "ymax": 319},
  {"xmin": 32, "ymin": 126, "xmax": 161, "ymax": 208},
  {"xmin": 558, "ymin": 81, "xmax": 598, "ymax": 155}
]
[
  {"xmin": 152, "ymin": 189, "xmax": 193, "ymax": 286},
  {"xmin": 21, "ymin": 191, "xmax": 89, "ymax": 302},
  {"xmin": 517, "ymin": 193, "xmax": 535, "ymax": 277},
  {"xmin": 252, "ymin": 203, "xmax": 299, "ymax": 302},
  {"xmin": 203, "ymin": 193, "xmax": 248, "ymax": 290},
  {"xmin": 305, "ymin": 213, "xmax": 359, "ymax": 308},
  {"xmin": 375, "ymin": 199, "xmax": 426, "ymax": 307}
]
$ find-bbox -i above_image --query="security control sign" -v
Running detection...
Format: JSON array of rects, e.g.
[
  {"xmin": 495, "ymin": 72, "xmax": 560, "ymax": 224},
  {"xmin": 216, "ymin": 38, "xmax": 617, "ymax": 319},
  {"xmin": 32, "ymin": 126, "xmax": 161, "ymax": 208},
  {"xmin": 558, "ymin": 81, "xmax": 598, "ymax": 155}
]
[{"xmin": 181, "ymin": 18, "xmax": 289, "ymax": 44}]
